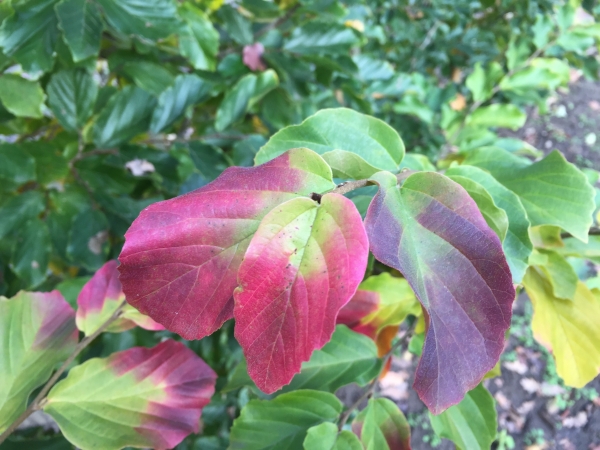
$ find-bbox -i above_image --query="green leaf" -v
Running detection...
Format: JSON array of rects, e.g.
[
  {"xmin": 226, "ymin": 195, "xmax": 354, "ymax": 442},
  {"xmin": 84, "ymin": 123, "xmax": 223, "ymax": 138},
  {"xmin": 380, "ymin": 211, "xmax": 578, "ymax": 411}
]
[
  {"xmin": 55, "ymin": 0, "xmax": 103, "ymax": 62},
  {"xmin": 0, "ymin": 74, "xmax": 45, "ymax": 118},
  {"xmin": 11, "ymin": 219, "xmax": 52, "ymax": 288},
  {"xmin": 217, "ymin": 5, "xmax": 253, "ymax": 45},
  {"xmin": 532, "ymin": 14, "xmax": 553, "ymax": 49},
  {"xmin": 150, "ymin": 74, "xmax": 210, "ymax": 133},
  {"xmin": 175, "ymin": 141, "xmax": 231, "ymax": 192},
  {"xmin": 284, "ymin": 22, "xmax": 358, "ymax": 54},
  {"xmin": 352, "ymin": 398, "xmax": 411, "ymax": 450},
  {"xmin": 225, "ymin": 325, "xmax": 381, "ymax": 394},
  {"xmin": 93, "ymin": 86, "xmax": 157, "ymax": 148},
  {"xmin": 179, "ymin": 3, "xmax": 219, "ymax": 71},
  {"xmin": 215, "ymin": 69, "xmax": 279, "ymax": 131},
  {"xmin": 0, "ymin": 144, "xmax": 36, "ymax": 192},
  {"xmin": 467, "ymin": 104, "xmax": 526, "ymax": 130},
  {"xmin": 445, "ymin": 165, "xmax": 532, "ymax": 283},
  {"xmin": 303, "ymin": 422, "xmax": 363, "ymax": 450},
  {"xmin": 0, "ymin": 0, "xmax": 59, "ymax": 73},
  {"xmin": 322, "ymin": 150, "xmax": 381, "ymax": 179},
  {"xmin": 429, "ymin": 384, "xmax": 497, "ymax": 450},
  {"xmin": 256, "ymin": 108, "xmax": 404, "ymax": 172},
  {"xmin": 464, "ymin": 149, "xmax": 595, "ymax": 242},
  {"xmin": 0, "ymin": 191, "xmax": 45, "ymax": 239},
  {"xmin": 56, "ymin": 276, "xmax": 91, "ymax": 308},
  {"xmin": 399, "ymin": 154, "xmax": 436, "ymax": 172},
  {"xmin": 447, "ymin": 175, "xmax": 509, "ymax": 241},
  {"xmin": 229, "ymin": 390, "xmax": 343, "ymax": 450},
  {"xmin": 535, "ymin": 249, "xmax": 578, "ymax": 301},
  {"xmin": 66, "ymin": 209, "xmax": 109, "ymax": 271},
  {"xmin": 500, "ymin": 58, "xmax": 570, "ymax": 92},
  {"xmin": 466, "ymin": 62, "xmax": 503, "ymax": 103},
  {"xmin": 393, "ymin": 95, "xmax": 434, "ymax": 124},
  {"xmin": 0, "ymin": 291, "xmax": 77, "ymax": 432},
  {"xmin": 556, "ymin": 235, "xmax": 600, "ymax": 263},
  {"xmin": 44, "ymin": 340, "xmax": 216, "ymax": 450},
  {"xmin": 47, "ymin": 69, "xmax": 98, "ymax": 132},
  {"xmin": 96, "ymin": 0, "xmax": 182, "ymax": 41},
  {"xmin": 122, "ymin": 60, "xmax": 175, "ymax": 96}
]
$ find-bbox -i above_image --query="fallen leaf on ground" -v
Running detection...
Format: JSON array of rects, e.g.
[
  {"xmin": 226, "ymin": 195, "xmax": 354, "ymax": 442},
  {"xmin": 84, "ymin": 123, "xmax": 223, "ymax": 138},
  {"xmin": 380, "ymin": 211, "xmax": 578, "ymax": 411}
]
[
  {"xmin": 517, "ymin": 400, "xmax": 536, "ymax": 416},
  {"xmin": 563, "ymin": 411, "xmax": 588, "ymax": 428},
  {"xmin": 521, "ymin": 378, "xmax": 540, "ymax": 394},
  {"xmin": 494, "ymin": 391, "xmax": 512, "ymax": 410},
  {"xmin": 504, "ymin": 360, "xmax": 528, "ymax": 374}
]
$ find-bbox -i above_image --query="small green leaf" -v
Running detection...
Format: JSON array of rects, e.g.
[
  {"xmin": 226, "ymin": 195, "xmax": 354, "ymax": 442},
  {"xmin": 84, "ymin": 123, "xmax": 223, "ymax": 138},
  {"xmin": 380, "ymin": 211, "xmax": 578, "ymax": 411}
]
[
  {"xmin": 229, "ymin": 390, "xmax": 343, "ymax": 450},
  {"xmin": 217, "ymin": 5, "xmax": 253, "ymax": 45},
  {"xmin": 0, "ymin": 191, "xmax": 45, "ymax": 239},
  {"xmin": 467, "ymin": 104, "xmax": 526, "ymax": 130},
  {"xmin": 256, "ymin": 108, "xmax": 404, "ymax": 172},
  {"xmin": 122, "ymin": 61, "xmax": 175, "ymax": 96},
  {"xmin": 284, "ymin": 22, "xmax": 358, "ymax": 54},
  {"xmin": 352, "ymin": 398, "xmax": 411, "ymax": 450},
  {"xmin": 466, "ymin": 62, "xmax": 503, "ymax": 103},
  {"xmin": 93, "ymin": 86, "xmax": 157, "ymax": 148},
  {"xmin": 322, "ymin": 150, "xmax": 381, "ymax": 179},
  {"xmin": 47, "ymin": 69, "xmax": 98, "ymax": 132},
  {"xmin": 429, "ymin": 384, "xmax": 497, "ymax": 450},
  {"xmin": 66, "ymin": 209, "xmax": 109, "ymax": 271},
  {"xmin": 150, "ymin": 74, "xmax": 210, "ymax": 133},
  {"xmin": 179, "ymin": 3, "xmax": 219, "ymax": 71},
  {"xmin": 0, "ymin": 291, "xmax": 77, "ymax": 432},
  {"xmin": 447, "ymin": 175, "xmax": 509, "ymax": 241},
  {"xmin": 11, "ymin": 219, "xmax": 52, "ymax": 288},
  {"xmin": 0, "ymin": 0, "xmax": 59, "ymax": 73},
  {"xmin": 215, "ymin": 70, "xmax": 278, "ymax": 131},
  {"xmin": 0, "ymin": 74, "xmax": 45, "ymax": 118},
  {"xmin": 0, "ymin": 144, "xmax": 36, "ymax": 192},
  {"xmin": 96, "ymin": 0, "xmax": 182, "ymax": 41},
  {"xmin": 535, "ymin": 249, "xmax": 578, "ymax": 301},
  {"xmin": 532, "ymin": 14, "xmax": 553, "ymax": 49},
  {"xmin": 303, "ymin": 422, "xmax": 363, "ymax": 450},
  {"xmin": 56, "ymin": 0, "xmax": 103, "ymax": 62}
]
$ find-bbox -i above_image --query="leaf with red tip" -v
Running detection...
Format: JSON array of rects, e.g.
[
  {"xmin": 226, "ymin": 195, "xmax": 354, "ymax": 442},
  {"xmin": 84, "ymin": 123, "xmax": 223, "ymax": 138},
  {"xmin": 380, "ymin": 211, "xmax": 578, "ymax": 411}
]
[
  {"xmin": 234, "ymin": 193, "xmax": 368, "ymax": 393},
  {"xmin": 352, "ymin": 398, "xmax": 411, "ymax": 450},
  {"xmin": 44, "ymin": 339, "xmax": 216, "ymax": 450},
  {"xmin": 118, "ymin": 148, "xmax": 335, "ymax": 340},
  {"xmin": 364, "ymin": 171, "xmax": 514, "ymax": 414},
  {"xmin": 0, "ymin": 291, "xmax": 77, "ymax": 432},
  {"xmin": 76, "ymin": 260, "xmax": 164, "ymax": 336}
]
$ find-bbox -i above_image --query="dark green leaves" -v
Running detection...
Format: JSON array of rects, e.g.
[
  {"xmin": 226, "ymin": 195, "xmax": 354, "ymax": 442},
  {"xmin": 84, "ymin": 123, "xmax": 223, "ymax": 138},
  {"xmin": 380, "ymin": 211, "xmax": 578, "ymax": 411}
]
[
  {"xmin": 284, "ymin": 22, "xmax": 359, "ymax": 55},
  {"xmin": 47, "ymin": 69, "xmax": 98, "ymax": 132},
  {"xmin": 229, "ymin": 390, "xmax": 343, "ymax": 449},
  {"xmin": 11, "ymin": 218, "xmax": 51, "ymax": 288},
  {"xmin": 56, "ymin": 0, "xmax": 103, "ymax": 61},
  {"xmin": 0, "ymin": 0, "xmax": 59, "ymax": 73},
  {"xmin": 179, "ymin": 3, "xmax": 219, "ymax": 70},
  {"xmin": 93, "ymin": 86, "xmax": 157, "ymax": 148}
]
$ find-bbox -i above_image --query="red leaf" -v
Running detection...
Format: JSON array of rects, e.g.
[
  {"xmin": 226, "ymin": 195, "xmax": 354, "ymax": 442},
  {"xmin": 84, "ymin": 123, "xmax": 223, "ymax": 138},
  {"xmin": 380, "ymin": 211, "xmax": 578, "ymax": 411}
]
[
  {"xmin": 364, "ymin": 171, "xmax": 514, "ymax": 414},
  {"xmin": 234, "ymin": 193, "xmax": 368, "ymax": 393},
  {"xmin": 118, "ymin": 148, "xmax": 335, "ymax": 340},
  {"xmin": 336, "ymin": 289, "xmax": 380, "ymax": 339}
]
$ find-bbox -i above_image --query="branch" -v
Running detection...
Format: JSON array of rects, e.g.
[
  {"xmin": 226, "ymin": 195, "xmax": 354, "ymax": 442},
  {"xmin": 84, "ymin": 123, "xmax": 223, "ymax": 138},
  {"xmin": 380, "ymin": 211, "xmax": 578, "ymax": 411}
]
[
  {"xmin": 337, "ymin": 326, "xmax": 414, "ymax": 430},
  {"xmin": 0, "ymin": 301, "xmax": 127, "ymax": 445},
  {"xmin": 561, "ymin": 226, "xmax": 600, "ymax": 239}
]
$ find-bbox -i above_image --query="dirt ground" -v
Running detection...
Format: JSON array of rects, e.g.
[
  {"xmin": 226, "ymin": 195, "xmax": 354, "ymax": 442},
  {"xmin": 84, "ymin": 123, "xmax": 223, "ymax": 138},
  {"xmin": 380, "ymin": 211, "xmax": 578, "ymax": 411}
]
[{"xmin": 339, "ymin": 78, "xmax": 600, "ymax": 449}]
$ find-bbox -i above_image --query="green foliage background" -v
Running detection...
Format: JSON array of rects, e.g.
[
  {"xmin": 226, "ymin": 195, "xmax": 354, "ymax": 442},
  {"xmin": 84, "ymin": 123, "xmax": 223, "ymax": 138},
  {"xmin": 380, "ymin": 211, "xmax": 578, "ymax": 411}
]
[{"xmin": 1, "ymin": 0, "xmax": 600, "ymax": 448}]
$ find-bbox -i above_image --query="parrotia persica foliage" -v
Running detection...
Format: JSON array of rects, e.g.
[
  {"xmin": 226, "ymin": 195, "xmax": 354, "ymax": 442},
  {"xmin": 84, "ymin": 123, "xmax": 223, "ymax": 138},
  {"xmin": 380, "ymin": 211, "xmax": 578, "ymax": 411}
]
[{"xmin": 118, "ymin": 146, "xmax": 515, "ymax": 412}]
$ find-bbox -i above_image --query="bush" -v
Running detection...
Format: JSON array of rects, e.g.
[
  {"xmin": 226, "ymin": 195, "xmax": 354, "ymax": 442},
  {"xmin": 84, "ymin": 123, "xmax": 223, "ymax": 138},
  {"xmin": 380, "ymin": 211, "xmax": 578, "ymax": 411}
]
[{"xmin": 0, "ymin": 0, "xmax": 599, "ymax": 449}]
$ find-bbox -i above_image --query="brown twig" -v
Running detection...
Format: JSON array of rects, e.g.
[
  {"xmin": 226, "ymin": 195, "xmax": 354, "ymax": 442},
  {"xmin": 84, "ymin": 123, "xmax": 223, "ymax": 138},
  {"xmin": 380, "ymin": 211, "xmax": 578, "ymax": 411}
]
[{"xmin": 0, "ymin": 301, "xmax": 127, "ymax": 445}]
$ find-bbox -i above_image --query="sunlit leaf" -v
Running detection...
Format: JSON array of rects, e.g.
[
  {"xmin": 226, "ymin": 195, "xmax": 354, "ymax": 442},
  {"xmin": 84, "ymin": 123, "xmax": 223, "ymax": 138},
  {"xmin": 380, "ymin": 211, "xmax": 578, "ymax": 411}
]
[
  {"xmin": 364, "ymin": 171, "xmax": 514, "ymax": 413},
  {"xmin": 352, "ymin": 398, "xmax": 411, "ymax": 450},
  {"xmin": 44, "ymin": 340, "xmax": 216, "ymax": 450},
  {"xmin": 56, "ymin": 0, "xmax": 103, "ymax": 62},
  {"xmin": 229, "ymin": 390, "xmax": 343, "ymax": 450},
  {"xmin": 466, "ymin": 104, "xmax": 526, "ymax": 130},
  {"xmin": 47, "ymin": 69, "xmax": 98, "ymax": 132},
  {"xmin": 429, "ymin": 383, "xmax": 497, "ymax": 450},
  {"xmin": 256, "ymin": 108, "xmax": 404, "ymax": 172},
  {"xmin": 119, "ymin": 148, "xmax": 335, "ymax": 340},
  {"xmin": 234, "ymin": 193, "xmax": 368, "ymax": 393},
  {"xmin": 523, "ymin": 267, "xmax": 600, "ymax": 388},
  {"xmin": 0, "ymin": 74, "xmax": 45, "ymax": 118},
  {"xmin": 304, "ymin": 422, "xmax": 363, "ymax": 450},
  {"xmin": 0, "ymin": 291, "xmax": 77, "ymax": 432}
]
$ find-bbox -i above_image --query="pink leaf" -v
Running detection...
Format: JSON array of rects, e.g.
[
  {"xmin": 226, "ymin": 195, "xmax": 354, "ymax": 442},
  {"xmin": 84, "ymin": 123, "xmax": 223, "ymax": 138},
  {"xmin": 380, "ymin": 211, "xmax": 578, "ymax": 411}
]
[
  {"xmin": 243, "ymin": 43, "xmax": 266, "ymax": 71},
  {"xmin": 364, "ymin": 171, "xmax": 514, "ymax": 414},
  {"xmin": 76, "ymin": 260, "xmax": 164, "ymax": 335},
  {"xmin": 118, "ymin": 148, "xmax": 335, "ymax": 340},
  {"xmin": 234, "ymin": 193, "xmax": 368, "ymax": 393}
]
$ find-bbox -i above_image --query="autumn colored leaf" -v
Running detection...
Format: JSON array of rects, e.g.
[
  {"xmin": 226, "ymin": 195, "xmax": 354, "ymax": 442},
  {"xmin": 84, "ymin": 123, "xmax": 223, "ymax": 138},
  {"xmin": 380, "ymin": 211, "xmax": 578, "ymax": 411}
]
[
  {"xmin": 352, "ymin": 398, "xmax": 411, "ymax": 450},
  {"xmin": 364, "ymin": 171, "xmax": 514, "ymax": 413},
  {"xmin": 523, "ymin": 267, "xmax": 600, "ymax": 388},
  {"xmin": 234, "ymin": 193, "xmax": 368, "ymax": 393},
  {"xmin": 44, "ymin": 339, "xmax": 216, "ymax": 450},
  {"xmin": 0, "ymin": 291, "xmax": 78, "ymax": 432},
  {"xmin": 76, "ymin": 260, "xmax": 163, "ymax": 336},
  {"xmin": 118, "ymin": 148, "xmax": 335, "ymax": 340}
]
